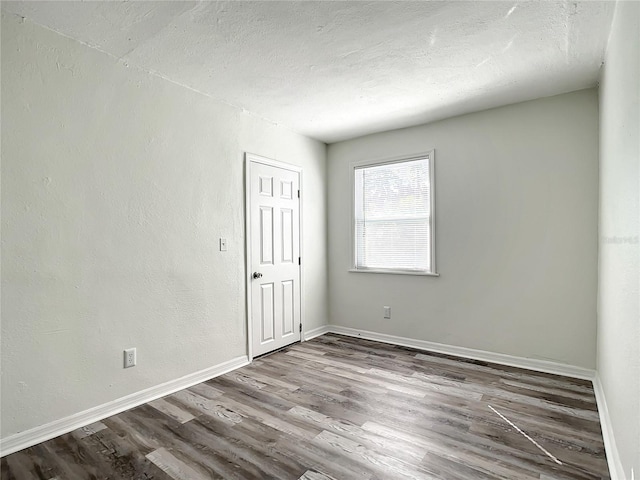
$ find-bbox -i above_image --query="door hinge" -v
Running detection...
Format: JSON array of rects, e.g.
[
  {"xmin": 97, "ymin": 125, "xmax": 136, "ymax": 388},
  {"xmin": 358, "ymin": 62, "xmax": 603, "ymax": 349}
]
[
  {"xmin": 298, "ymin": 257, "xmax": 301, "ymax": 265},
  {"xmin": 297, "ymin": 189, "xmax": 300, "ymax": 198},
  {"xmin": 299, "ymin": 323, "xmax": 302, "ymax": 333}
]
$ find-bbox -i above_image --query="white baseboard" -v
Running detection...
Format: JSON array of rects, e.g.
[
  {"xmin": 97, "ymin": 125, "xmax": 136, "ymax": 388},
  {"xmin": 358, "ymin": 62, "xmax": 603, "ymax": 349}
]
[
  {"xmin": 593, "ymin": 374, "xmax": 626, "ymax": 480},
  {"xmin": 321, "ymin": 326, "xmax": 625, "ymax": 477},
  {"xmin": 0, "ymin": 355, "xmax": 249, "ymax": 457},
  {"xmin": 326, "ymin": 325, "xmax": 596, "ymax": 381},
  {"xmin": 2, "ymin": 325, "xmax": 614, "ymax": 478},
  {"xmin": 303, "ymin": 325, "xmax": 332, "ymax": 341}
]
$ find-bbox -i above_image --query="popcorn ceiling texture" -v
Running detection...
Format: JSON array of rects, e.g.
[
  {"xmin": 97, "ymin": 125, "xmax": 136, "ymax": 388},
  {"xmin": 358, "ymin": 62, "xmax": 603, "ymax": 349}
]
[{"xmin": 1, "ymin": 1, "xmax": 615, "ymax": 143}]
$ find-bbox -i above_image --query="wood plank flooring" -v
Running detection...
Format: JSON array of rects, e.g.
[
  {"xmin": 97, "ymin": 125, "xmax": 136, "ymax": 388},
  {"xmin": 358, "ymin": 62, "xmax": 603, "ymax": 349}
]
[{"xmin": 1, "ymin": 334, "xmax": 610, "ymax": 479}]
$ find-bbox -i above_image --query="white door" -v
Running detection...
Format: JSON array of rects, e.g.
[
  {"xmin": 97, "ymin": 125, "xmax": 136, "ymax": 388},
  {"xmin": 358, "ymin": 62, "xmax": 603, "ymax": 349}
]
[{"xmin": 248, "ymin": 157, "xmax": 301, "ymax": 357}]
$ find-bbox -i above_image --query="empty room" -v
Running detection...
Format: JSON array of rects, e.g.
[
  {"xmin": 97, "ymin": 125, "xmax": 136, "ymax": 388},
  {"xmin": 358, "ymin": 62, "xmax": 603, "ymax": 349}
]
[{"xmin": 1, "ymin": 1, "xmax": 638, "ymax": 479}]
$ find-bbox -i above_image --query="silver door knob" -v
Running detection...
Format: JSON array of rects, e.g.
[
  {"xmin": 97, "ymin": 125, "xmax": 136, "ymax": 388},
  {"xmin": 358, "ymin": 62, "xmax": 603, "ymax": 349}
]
[{"xmin": 252, "ymin": 272, "xmax": 263, "ymax": 279}]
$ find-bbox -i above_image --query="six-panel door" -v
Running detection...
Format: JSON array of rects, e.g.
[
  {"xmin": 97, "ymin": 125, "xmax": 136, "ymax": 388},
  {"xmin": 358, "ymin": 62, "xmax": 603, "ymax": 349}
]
[{"xmin": 250, "ymin": 161, "xmax": 301, "ymax": 357}]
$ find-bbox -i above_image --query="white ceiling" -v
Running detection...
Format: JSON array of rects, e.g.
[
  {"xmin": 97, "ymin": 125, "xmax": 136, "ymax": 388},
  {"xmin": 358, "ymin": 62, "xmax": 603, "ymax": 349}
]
[{"xmin": 2, "ymin": 1, "xmax": 615, "ymax": 143}]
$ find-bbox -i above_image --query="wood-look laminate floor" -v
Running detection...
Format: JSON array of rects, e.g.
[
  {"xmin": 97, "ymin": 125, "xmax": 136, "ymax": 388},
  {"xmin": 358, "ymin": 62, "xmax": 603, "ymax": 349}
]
[{"xmin": 2, "ymin": 334, "xmax": 610, "ymax": 480}]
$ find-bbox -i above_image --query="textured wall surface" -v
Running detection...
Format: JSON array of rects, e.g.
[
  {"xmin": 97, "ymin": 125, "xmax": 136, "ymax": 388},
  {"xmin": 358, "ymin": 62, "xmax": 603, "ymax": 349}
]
[
  {"xmin": 0, "ymin": 13, "xmax": 326, "ymax": 438},
  {"xmin": 328, "ymin": 90, "xmax": 599, "ymax": 369},
  {"xmin": 598, "ymin": 1, "xmax": 640, "ymax": 477}
]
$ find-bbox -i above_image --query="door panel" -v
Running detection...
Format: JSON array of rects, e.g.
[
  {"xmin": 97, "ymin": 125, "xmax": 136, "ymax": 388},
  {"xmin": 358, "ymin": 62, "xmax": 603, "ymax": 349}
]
[
  {"xmin": 282, "ymin": 280, "xmax": 295, "ymax": 336},
  {"xmin": 260, "ymin": 283, "xmax": 275, "ymax": 343},
  {"xmin": 281, "ymin": 209, "xmax": 294, "ymax": 263},
  {"xmin": 260, "ymin": 207, "xmax": 274, "ymax": 265},
  {"xmin": 250, "ymin": 160, "xmax": 301, "ymax": 357}
]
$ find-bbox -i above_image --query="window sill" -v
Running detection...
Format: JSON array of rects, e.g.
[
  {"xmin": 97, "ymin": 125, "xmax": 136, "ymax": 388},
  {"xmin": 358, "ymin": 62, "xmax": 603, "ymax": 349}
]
[{"xmin": 348, "ymin": 268, "xmax": 440, "ymax": 277}]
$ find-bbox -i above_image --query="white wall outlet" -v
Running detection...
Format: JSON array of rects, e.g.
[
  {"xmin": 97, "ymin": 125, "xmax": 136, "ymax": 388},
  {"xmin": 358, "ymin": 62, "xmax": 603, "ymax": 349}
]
[
  {"xmin": 124, "ymin": 348, "xmax": 136, "ymax": 368},
  {"xmin": 384, "ymin": 306, "xmax": 391, "ymax": 319},
  {"xmin": 219, "ymin": 238, "xmax": 227, "ymax": 251}
]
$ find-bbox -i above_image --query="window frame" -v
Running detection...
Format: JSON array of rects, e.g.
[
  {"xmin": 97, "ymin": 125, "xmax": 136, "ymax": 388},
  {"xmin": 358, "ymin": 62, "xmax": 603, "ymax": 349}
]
[{"xmin": 349, "ymin": 151, "xmax": 438, "ymax": 277}]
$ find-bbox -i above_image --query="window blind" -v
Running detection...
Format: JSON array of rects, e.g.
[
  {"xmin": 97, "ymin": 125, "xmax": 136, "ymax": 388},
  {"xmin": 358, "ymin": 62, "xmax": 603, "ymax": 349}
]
[{"xmin": 354, "ymin": 157, "xmax": 432, "ymax": 272}]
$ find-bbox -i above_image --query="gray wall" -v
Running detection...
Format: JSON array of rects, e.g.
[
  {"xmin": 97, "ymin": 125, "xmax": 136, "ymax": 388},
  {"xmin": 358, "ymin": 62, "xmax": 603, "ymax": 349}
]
[
  {"xmin": 328, "ymin": 89, "xmax": 599, "ymax": 369},
  {"xmin": 1, "ymin": 13, "xmax": 327, "ymax": 439},
  {"xmin": 598, "ymin": 1, "xmax": 640, "ymax": 477}
]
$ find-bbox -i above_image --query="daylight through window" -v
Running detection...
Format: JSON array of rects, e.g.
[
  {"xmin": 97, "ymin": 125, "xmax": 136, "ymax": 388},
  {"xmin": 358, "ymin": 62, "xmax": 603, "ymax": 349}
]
[{"xmin": 353, "ymin": 153, "xmax": 435, "ymax": 274}]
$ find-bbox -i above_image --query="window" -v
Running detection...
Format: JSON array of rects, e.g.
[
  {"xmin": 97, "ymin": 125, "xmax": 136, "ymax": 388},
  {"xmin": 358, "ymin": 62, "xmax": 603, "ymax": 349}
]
[{"xmin": 352, "ymin": 152, "xmax": 437, "ymax": 275}]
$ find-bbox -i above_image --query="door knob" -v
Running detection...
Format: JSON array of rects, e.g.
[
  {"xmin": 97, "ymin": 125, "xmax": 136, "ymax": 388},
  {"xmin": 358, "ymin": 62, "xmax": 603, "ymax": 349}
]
[{"xmin": 252, "ymin": 272, "xmax": 263, "ymax": 279}]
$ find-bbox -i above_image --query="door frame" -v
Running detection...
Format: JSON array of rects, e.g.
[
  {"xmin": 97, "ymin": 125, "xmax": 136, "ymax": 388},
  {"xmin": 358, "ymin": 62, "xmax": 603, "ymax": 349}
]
[{"xmin": 244, "ymin": 152, "xmax": 305, "ymax": 361}]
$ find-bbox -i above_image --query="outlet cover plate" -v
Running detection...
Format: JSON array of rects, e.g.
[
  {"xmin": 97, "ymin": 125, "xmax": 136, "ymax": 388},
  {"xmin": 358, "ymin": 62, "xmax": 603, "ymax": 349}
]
[{"xmin": 124, "ymin": 348, "xmax": 136, "ymax": 368}]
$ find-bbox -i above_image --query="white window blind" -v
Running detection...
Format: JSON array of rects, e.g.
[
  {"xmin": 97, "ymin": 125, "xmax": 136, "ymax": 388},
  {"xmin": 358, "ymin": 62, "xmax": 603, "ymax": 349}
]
[{"xmin": 354, "ymin": 155, "xmax": 434, "ymax": 273}]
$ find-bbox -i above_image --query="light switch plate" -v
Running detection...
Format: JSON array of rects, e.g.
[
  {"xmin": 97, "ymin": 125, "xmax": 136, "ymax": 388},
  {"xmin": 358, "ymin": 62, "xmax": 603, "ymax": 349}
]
[{"xmin": 219, "ymin": 238, "xmax": 227, "ymax": 251}]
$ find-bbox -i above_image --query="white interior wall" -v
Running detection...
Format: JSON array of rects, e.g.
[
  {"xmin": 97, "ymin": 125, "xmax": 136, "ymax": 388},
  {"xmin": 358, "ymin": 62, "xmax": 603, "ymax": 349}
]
[
  {"xmin": 0, "ymin": 13, "xmax": 327, "ymax": 439},
  {"xmin": 2, "ymin": 4, "xmax": 634, "ymax": 470},
  {"xmin": 328, "ymin": 89, "xmax": 599, "ymax": 369},
  {"xmin": 597, "ymin": 1, "xmax": 640, "ymax": 477}
]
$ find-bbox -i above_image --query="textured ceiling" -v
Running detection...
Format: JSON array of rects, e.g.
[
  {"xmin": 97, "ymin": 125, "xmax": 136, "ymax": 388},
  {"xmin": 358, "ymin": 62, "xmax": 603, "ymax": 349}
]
[{"xmin": 1, "ymin": 1, "xmax": 615, "ymax": 143}]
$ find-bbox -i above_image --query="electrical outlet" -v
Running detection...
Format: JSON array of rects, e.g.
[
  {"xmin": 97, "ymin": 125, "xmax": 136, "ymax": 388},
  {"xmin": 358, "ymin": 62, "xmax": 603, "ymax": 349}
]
[
  {"xmin": 219, "ymin": 238, "xmax": 227, "ymax": 251},
  {"xmin": 384, "ymin": 306, "xmax": 391, "ymax": 319},
  {"xmin": 124, "ymin": 348, "xmax": 136, "ymax": 368}
]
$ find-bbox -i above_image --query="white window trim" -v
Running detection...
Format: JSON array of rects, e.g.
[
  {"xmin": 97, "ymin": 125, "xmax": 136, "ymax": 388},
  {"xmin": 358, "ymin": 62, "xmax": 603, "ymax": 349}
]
[{"xmin": 349, "ymin": 151, "xmax": 439, "ymax": 277}]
